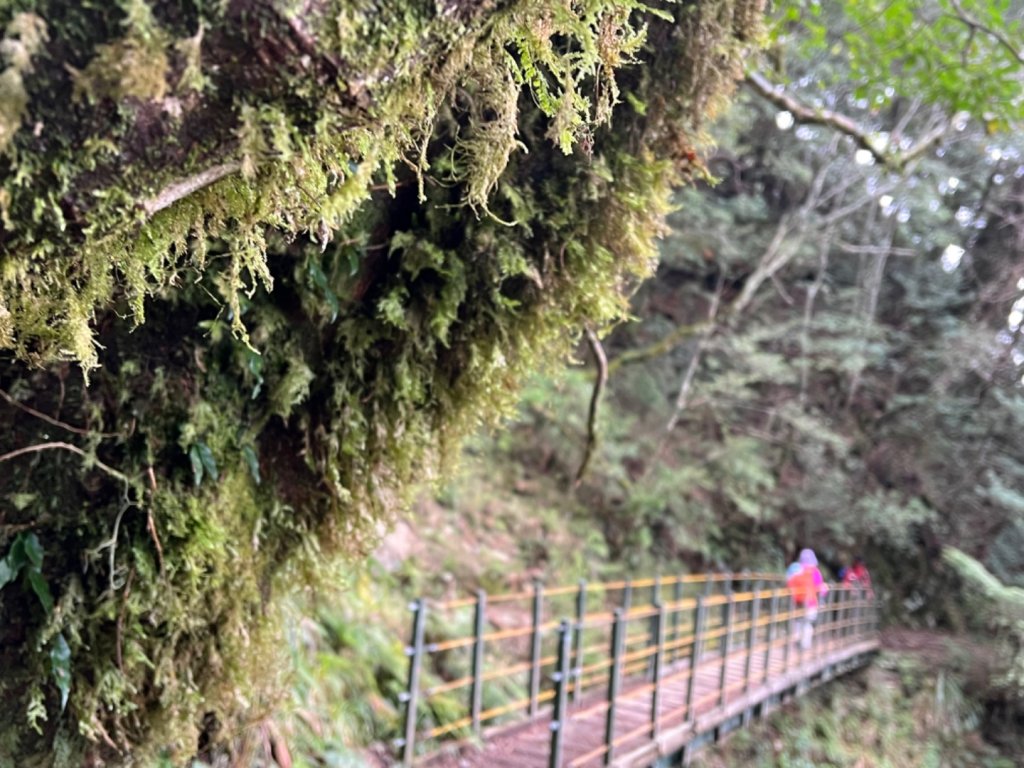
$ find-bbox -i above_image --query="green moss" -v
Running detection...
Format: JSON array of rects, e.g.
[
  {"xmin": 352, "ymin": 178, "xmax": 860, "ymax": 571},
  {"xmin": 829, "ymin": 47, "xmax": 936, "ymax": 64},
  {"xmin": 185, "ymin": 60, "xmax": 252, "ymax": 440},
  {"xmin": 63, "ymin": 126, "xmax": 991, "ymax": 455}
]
[{"xmin": 0, "ymin": 13, "xmax": 46, "ymax": 154}]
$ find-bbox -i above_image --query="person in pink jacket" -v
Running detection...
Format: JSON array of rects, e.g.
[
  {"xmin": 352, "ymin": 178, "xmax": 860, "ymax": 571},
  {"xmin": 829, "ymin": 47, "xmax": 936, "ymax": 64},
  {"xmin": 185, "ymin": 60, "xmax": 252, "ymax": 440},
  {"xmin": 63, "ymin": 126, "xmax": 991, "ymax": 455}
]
[{"xmin": 789, "ymin": 548, "xmax": 829, "ymax": 650}]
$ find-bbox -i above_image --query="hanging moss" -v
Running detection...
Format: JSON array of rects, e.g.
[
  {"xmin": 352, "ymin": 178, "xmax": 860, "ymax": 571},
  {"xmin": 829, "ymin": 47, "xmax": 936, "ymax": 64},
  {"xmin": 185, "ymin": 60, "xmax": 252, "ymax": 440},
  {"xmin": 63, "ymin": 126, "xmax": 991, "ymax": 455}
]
[{"xmin": 0, "ymin": 0, "xmax": 764, "ymax": 764}]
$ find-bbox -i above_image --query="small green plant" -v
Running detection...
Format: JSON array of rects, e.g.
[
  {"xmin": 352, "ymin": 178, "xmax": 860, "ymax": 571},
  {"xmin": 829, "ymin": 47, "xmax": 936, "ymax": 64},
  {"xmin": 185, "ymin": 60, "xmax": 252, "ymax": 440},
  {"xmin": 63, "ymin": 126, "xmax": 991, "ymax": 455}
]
[{"xmin": 0, "ymin": 533, "xmax": 71, "ymax": 718}]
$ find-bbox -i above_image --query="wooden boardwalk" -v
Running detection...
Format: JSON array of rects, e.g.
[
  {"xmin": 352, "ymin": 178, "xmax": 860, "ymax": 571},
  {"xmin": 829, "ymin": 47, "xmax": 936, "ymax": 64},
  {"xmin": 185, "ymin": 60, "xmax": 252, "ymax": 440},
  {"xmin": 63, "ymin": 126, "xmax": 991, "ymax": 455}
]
[
  {"xmin": 393, "ymin": 574, "xmax": 879, "ymax": 768},
  {"xmin": 437, "ymin": 637, "xmax": 878, "ymax": 767}
]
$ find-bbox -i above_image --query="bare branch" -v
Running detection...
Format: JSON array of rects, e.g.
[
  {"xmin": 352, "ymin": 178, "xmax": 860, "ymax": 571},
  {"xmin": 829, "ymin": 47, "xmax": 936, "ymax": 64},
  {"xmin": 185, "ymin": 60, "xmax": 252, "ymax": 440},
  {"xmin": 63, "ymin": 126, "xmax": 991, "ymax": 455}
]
[
  {"xmin": 606, "ymin": 318, "xmax": 710, "ymax": 375},
  {"xmin": 0, "ymin": 441, "xmax": 130, "ymax": 484},
  {"xmin": 799, "ymin": 226, "xmax": 833, "ymax": 408},
  {"xmin": 948, "ymin": 0, "xmax": 1024, "ymax": 67},
  {"xmin": 745, "ymin": 71, "xmax": 953, "ymax": 171},
  {"xmin": 574, "ymin": 327, "xmax": 609, "ymax": 487},
  {"xmin": 141, "ymin": 162, "xmax": 242, "ymax": 217},
  {"xmin": 0, "ymin": 388, "xmax": 121, "ymax": 438},
  {"xmin": 836, "ymin": 241, "xmax": 918, "ymax": 257},
  {"xmin": 665, "ymin": 280, "xmax": 723, "ymax": 434}
]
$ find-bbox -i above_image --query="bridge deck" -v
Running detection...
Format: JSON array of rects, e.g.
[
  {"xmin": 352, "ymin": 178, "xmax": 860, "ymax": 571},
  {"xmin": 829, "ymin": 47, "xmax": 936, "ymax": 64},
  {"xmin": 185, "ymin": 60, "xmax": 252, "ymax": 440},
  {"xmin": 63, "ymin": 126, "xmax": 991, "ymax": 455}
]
[{"xmin": 423, "ymin": 635, "xmax": 878, "ymax": 768}]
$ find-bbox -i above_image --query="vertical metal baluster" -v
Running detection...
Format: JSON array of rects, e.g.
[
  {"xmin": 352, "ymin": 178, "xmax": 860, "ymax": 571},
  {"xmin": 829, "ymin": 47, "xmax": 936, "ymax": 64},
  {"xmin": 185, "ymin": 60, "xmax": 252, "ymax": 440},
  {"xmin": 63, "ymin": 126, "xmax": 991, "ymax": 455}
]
[
  {"xmin": 470, "ymin": 590, "xmax": 487, "ymax": 736},
  {"xmin": 649, "ymin": 576, "xmax": 662, "ymax": 679},
  {"xmin": 651, "ymin": 602, "xmax": 666, "ymax": 739},
  {"xmin": 401, "ymin": 599, "xmax": 427, "ymax": 766},
  {"xmin": 571, "ymin": 579, "xmax": 587, "ymax": 704},
  {"xmin": 685, "ymin": 596, "xmax": 706, "ymax": 724},
  {"xmin": 783, "ymin": 590, "xmax": 794, "ymax": 675},
  {"xmin": 717, "ymin": 589, "xmax": 735, "ymax": 708},
  {"xmin": 671, "ymin": 578, "xmax": 684, "ymax": 663},
  {"xmin": 764, "ymin": 588, "xmax": 779, "ymax": 684},
  {"xmin": 604, "ymin": 609, "xmax": 626, "ymax": 766},
  {"xmin": 528, "ymin": 579, "xmax": 544, "ymax": 717},
  {"xmin": 548, "ymin": 620, "xmax": 572, "ymax": 768},
  {"xmin": 744, "ymin": 582, "xmax": 762, "ymax": 695}
]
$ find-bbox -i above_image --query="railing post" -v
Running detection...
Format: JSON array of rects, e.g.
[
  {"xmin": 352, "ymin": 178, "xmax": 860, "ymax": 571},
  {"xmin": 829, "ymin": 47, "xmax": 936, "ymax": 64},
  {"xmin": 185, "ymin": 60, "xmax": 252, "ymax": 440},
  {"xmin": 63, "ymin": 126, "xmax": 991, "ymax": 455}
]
[
  {"xmin": 528, "ymin": 579, "xmax": 544, "ymax": 717},
  {"xmin": 764, "ymin": 587, "xmax": 779, "ymax": 684},
  {"xmin": 743, "ymin": 581, "xmax": 762, "ymax": 695},
  {"xmin": 623, "ymin": 578, "xmax": 634, "ymax": 614},
  {"xmin": 816, "ymin": 590, "xmax": 830, "ymax": 663},
  {"xmin": 571, "ymin": 579, "xmax": 587, "ymax": 704},
  {"xmin": 685, "ymin": 596, "xmax": 706, "ymax": 724},
  {"xmin": 856, "ymin": 587, "xmax": 865, "ymax": 640},
  {"xmin": 671, "ymin": 578, "xmax": 684, "ymax": 663},
  {"xmin": 650, "ymin": 602, "xmax": 666, "ymax": 739},
  {"xmin": 401, "ymin": 598, "xmax": 427, "ymax": 766},
  {"xmin": 648, "ymin": 576, "xmax": 662, "ymax": 679},
  {"xmin": 548, "ymin": 620, "xmax": 572, "ymax": 768},
  {"xmin": 717, "ymin": 589, "xmax": 735, "ymax": 708},
  {"xmin": 783, "ymin": 591, "xmax": 794, "ymax": 674},
  {"xmin": 470, "ymin": 590, "xmax": 487, "ymax": 736},
  {"xmin": 604, "ymin": 608, "xmax": 626, "ymax": 766}
]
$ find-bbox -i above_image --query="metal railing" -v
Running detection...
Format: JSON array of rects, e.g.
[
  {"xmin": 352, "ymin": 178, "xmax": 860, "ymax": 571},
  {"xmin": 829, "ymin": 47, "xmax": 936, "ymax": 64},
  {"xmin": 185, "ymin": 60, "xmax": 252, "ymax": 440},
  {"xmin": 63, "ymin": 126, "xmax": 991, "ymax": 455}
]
[{"xmin": 394, "ymin": 573, "xmax": 878, "ymax": 766}]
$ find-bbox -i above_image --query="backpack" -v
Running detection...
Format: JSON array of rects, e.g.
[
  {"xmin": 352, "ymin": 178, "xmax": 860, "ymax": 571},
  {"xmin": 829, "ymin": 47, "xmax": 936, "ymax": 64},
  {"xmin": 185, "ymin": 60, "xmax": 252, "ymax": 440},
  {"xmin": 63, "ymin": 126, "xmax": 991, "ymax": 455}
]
[{"xmin": 788, "ymin": 567, "xmax": 814, "ymax": 606}]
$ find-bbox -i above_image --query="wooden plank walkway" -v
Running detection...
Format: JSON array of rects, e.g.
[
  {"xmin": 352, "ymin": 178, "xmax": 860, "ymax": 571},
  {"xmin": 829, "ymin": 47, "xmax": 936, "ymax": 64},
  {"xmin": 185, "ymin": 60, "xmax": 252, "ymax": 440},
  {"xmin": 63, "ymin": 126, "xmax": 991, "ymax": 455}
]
[{"xmin": 423, "ymin": 635, "xmax": 878, "ymax": 768}]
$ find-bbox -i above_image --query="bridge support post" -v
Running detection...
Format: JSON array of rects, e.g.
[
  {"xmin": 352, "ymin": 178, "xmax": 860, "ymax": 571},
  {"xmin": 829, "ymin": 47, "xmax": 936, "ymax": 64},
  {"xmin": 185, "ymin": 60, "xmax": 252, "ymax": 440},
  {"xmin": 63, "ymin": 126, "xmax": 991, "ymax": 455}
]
[
  {"xmin": 605, "ymin": 608, "xmax": 626, "ymax": 765},
  {"xmin": 549, "ymin": 620, "xmax": 572, "ymax": 768},
  {"xmin": 401, "ymin": 598, "xmax": 427, "ymax": 767},
  {"xmin": 470, "ymin": 590, "xmax": 487, "ymax": 736},
  {"xmin": 529, "ymin": 579, "xmax": 544, "ymax": 718},
  {"xmin": 571, "ymin": 579, "xmax": 587, "ymax": 704}
]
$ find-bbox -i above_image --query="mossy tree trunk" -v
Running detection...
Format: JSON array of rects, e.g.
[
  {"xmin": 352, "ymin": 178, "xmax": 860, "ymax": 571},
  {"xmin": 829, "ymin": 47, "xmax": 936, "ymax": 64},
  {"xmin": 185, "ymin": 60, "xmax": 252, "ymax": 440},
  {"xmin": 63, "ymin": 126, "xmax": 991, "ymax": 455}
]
[{"xmin": 0, "ymin": 0, "xmax": 763, "ymax": 763}]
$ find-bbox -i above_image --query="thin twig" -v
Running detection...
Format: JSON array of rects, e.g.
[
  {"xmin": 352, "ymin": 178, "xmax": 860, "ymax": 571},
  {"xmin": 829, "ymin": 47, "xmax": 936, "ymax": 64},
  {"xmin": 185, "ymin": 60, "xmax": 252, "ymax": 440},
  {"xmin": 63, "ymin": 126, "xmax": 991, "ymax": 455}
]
[
  {"xmin": 0, "ymin": 441, "xmax": 130, "ymax": 484},
  {"xmin": 0, "ymin": 388, "xmax": 121, "ymax": 438},
  {"xmin": 574, "ymin": 327, "xmax": 608, "ymax": 487},
  {"xmin": 115, "ymin": 567, "xmax": 135, "ymax": 673},
  {"xmin": 948, "ymin": 0, "xmax": 1024, "ymax": 66},
  {"xmin": 147, "ymin": 506, "xmax": 165, "ymax": 575},
  {"xmin": 665, "ymin": 278, "xmax": 723, "ymax": 434}
]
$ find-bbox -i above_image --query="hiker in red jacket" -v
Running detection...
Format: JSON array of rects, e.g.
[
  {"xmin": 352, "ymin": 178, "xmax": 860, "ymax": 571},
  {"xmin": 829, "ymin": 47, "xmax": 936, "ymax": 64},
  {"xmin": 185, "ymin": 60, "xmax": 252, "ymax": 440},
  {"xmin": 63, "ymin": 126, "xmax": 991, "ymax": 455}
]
[{"xmin": 842, "ymin": 555, "xmax": 874, "ymax": 598}]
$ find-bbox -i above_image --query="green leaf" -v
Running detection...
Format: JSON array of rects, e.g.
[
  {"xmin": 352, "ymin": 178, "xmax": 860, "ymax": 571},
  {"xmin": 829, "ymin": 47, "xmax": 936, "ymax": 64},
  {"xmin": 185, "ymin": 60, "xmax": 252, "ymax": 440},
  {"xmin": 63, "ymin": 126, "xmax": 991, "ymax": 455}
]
[
  {"xmin": 196, "ymin": 441, "xmax": 219, "ymax": 482},
  {"xmin": 188, "ymin": 445, "xmax": 204, "ymax": 487},
  {"xmin": 22, "ymin": 532, "xmax": 43, "ymax": 568},
  {"xmin": 241, "ymin": 445, "xmax": 261, "ymax": 485},
  {"xmin": 0, "ymin": 558, "xmax": 16, "ymax": 590},
  {"xmin": 6, "ymin": 535, "xmax": 27, "ymax": 572},
  {"xmin": 309, "ymin": 260, "xmax": 340, "ymax": 322},
  {"xmin": 246, "ymin": 349, "xmax": 264, "ymax": 399},
  {"xmin": 49, "ymin": 633, "xmax": 71, "ymax": 712},
  {"xmin": 27, "ymin": 569, "xmax": 53, "ymax": 615}
]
